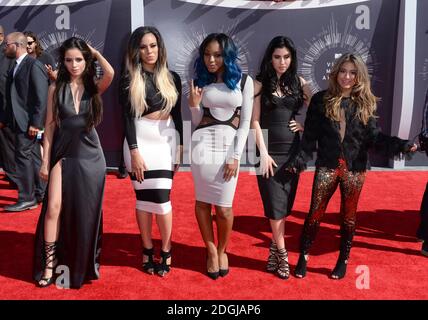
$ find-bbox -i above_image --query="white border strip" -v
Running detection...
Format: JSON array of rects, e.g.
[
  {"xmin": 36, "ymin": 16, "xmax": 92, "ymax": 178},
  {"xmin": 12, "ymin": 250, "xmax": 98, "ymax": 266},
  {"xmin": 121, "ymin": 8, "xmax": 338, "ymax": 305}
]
[
  {"xmin": 131, "ymin": 0, "xmax": 144, "ymax": 31},
  {"xmin": 391, "ymin": 0, "xmax": 417, "ymax": 168},
  {"xmin": 177, "ymin": 0, "xmax": 369, "ymax": 10},
  {"xmin": 0, "ymin": 0, "xmax": 88, "ymax": 5}
]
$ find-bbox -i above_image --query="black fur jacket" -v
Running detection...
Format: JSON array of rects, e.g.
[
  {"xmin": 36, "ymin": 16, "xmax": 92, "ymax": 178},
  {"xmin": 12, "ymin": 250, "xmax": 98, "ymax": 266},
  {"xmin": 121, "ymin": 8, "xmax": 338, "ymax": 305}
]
[{"xmin": 291, "ymin": 90, "xmax": 413, "ymax": 172}]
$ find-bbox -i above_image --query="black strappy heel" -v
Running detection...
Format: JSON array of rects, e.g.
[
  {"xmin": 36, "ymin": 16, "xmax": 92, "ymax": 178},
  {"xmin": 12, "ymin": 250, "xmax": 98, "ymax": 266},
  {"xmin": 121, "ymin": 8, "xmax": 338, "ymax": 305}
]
[
  {"xmin": 142, "ymin": 247, "xmax": 156, "ymax": 275},
  {"xmin": 276, "ymin": 248, "xmax": 290, "ymax": 280},
  {"xmin": 266, "ymin": 241, "xmax": 278, "ymax": 273},
  {"xmin": 157, "ymin": 249, "xmax": 171, "ymax": 277},
  {"xmin": 37, "ymin": 241, "xmax": 58, "ymax": 288}
]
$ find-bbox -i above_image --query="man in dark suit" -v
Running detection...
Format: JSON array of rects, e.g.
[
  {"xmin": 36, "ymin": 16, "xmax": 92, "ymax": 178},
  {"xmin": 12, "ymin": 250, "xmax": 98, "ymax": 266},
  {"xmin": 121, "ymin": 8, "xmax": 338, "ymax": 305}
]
[
  {"xmin": 418, "ymin": 86, "xmax": 428, "ymax": 257},
  {"xmin": 0, "ymin": 32, "xmax": 48, "ymax": 212},
  {"xmin": 0, "ymin": 25, "xmax": 16, "ymax": 186}
]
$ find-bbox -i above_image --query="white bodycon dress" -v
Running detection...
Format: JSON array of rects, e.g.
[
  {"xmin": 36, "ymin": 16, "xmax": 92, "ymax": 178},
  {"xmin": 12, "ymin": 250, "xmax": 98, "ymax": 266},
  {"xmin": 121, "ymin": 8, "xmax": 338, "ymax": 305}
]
[{"xmin": 190, "ymin": 75, "xmax": 254, "ymax": 207}]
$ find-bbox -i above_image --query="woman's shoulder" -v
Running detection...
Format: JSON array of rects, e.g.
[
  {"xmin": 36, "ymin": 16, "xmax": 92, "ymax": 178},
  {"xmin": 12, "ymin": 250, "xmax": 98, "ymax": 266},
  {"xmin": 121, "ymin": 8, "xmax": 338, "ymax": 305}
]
[
  {"xmin": 240, "ymin": 73, "xmax": 253, "ymax": 89},
  {"xmin": 48, "ymin": 83, "xmax": 57, "ymax": 95},
  {"xmin": 307, "ymin": 90, "xmax": 327, "ymax": 115},
  {"xmin": 169, "ymin": 70, "xmax": 180, "ymax": 81},
  {"xmin": 253, "ymin": 78, "xmax": 262, "ymax": 90},
  {"xmin": 169, "ymin": 70, "xmax": 182, "ymax": 87},
  {"xmin": 312, "ymin": 90, "xmax": 327, "ymax": 103}
]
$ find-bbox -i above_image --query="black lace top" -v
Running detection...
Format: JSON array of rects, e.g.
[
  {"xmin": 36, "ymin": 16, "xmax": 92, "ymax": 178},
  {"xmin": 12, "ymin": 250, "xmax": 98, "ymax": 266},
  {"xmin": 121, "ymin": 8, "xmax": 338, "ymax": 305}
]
[{"xmin": 119, "ymin": 70, "xmax": 183, "ymax": 149}]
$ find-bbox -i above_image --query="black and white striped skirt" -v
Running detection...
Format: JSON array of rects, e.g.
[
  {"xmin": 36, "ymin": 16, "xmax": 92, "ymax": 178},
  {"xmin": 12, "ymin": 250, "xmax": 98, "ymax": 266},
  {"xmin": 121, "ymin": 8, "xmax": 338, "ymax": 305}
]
[{"xmin": 123, "ymin": 117, "xmax": 177, "ymax": 214}]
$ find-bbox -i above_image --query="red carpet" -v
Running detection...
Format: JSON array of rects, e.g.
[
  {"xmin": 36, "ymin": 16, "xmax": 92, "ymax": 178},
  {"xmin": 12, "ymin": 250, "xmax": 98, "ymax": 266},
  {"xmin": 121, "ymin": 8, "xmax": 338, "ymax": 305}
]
[{"xmin": 0, "ymin": 170, "xmax": 427, "ymax": 300}]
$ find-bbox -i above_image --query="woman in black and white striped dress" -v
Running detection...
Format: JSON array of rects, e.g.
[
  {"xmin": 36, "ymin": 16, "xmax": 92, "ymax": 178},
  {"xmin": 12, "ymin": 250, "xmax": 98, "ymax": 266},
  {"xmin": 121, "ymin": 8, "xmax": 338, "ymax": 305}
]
[{"xmin": 119, "ymin": 26, "xmax": 182, "ymax": 277}]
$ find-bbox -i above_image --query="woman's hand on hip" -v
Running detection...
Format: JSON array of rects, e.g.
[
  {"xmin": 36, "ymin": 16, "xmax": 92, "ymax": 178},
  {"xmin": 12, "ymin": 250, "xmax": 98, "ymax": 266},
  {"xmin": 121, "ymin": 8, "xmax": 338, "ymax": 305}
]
[{"xmin": 289, "ymin": 120, "xmax": 303, "ymax": 132}]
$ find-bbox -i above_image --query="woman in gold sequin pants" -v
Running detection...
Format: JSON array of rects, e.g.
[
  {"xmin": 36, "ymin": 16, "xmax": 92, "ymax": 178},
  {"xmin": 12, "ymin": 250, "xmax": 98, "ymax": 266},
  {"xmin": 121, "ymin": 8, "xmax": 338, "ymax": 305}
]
[
  {"xmin": 290, "ymin": 53, "xmax": 417, "ymax": 280},
  {"xmin": 299, "ymin": 159, "xmax": 365, "ymax": 279}
]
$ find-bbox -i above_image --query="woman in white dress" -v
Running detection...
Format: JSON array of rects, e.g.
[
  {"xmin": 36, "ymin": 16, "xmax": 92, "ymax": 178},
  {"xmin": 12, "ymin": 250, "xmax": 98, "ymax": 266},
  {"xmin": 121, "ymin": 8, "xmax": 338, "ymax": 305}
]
[
  {"xmin": 189, "ymin": 33, "xmax": 254, "ymax": 279},
  {"xmin": 119, "ymin": 26, "xmax": 182, "ymax": 277}
]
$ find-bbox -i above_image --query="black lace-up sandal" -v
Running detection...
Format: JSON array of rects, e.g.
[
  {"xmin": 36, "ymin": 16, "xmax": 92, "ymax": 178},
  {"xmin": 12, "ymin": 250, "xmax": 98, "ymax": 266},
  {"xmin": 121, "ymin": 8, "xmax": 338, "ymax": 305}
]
[
  {"xmin": 266, "ymin": 241, "xmax": 278, "ymax": 273},
  {"xmin": 276, "ymin": 248, "xmax": 290, "ymax": 280},
  {"xmin": 37, "ymin": 241, "xmax": 58, "ymax": 288}
]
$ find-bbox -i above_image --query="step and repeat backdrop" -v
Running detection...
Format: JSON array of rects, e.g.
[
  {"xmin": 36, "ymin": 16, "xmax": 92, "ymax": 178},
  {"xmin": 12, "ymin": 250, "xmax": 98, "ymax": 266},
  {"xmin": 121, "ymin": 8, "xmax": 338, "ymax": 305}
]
[
  {"xmin": 0, "ymin": 0, "xmax": 131, "ymax": 165},
  {"xmin": 409, "ymin": 0, "xmax": 428, "ymax": 166},
  {"xmin": 0, "ymin": 0, "xmax": 426, "ymax": 167}
]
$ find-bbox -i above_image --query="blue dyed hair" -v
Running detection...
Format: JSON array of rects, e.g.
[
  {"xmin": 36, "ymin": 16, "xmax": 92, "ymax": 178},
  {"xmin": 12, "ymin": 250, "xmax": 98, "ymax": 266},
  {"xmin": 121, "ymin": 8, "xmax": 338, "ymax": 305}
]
[{"xmin": 193, "ymin": 33, "xmax": 241, "ymax": 90}]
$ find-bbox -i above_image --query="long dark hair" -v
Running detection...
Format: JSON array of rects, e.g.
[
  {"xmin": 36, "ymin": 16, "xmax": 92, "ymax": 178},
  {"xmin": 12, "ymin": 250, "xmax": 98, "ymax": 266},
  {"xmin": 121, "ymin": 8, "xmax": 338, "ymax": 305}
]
[
  {"xmin": 194, "ymin": 33, "xmax": 241, "ymax": 90},
  {"xmin": 124, "ymin": 26, "xmax": 177, "ymax": 116},
  {"xmin": 54, "ymin": 37, "xmax": 102, "ymax": 130},
  {"xmin": 23, "ymin": 31, "xmax": 43, "ymax": 57},
  {"xmin": 256, "ymin": 36, "xmax": 303, "ymax": 111}
]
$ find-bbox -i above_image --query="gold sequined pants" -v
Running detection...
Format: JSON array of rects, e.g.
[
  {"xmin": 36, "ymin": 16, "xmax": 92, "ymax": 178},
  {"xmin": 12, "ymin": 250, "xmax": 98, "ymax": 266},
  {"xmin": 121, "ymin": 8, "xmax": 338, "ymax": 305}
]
[{"xmin": 300, "ymin": 159, "xmax": 366, "ymax": 258}]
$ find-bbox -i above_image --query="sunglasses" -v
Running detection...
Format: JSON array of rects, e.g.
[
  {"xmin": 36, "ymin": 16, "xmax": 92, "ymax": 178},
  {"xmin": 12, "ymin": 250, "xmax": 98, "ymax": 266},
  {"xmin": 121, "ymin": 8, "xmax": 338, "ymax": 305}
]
[{"xmin": 27, "ymin": 41, "xmax": 35, "ymax": 46}]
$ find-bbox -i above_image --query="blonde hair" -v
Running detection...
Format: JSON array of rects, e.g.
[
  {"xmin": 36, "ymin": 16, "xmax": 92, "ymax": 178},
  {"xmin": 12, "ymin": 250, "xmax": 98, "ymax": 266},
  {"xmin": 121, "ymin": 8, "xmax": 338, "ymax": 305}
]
[
  {"xmin": 324, "ymin": 53, "xmax": 378, "ymax": 125},
  {"xmin": 126, "ymin": 27, "xmax": 178, "ymax": 117}
]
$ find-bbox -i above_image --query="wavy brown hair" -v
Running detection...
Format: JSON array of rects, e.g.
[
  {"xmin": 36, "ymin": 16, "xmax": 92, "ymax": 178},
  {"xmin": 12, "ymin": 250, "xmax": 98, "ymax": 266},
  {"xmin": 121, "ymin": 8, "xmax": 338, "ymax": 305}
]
[
  {"xmin": 53, "ymin": 37, "xmax": 102, "ymax": 130},
  {"xmin": 324, "ymin": 53, "xmax": 378, "ymax": 125}
]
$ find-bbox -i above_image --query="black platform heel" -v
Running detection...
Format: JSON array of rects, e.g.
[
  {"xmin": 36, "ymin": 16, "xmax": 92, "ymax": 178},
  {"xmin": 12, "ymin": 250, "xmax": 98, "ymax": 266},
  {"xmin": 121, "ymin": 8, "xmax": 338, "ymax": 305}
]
[
  {"xmin": 37, "ymin": 241, "xmax": 58, "ymax": 288},
  {"xmin": 330, "ymin": 225, "xmax": 354, "ymax": 279},
  {"xmin": 330, "ymin": 258, "xmax": 348, "ymax": 280},
  {"xmin": 142, "ymin": 247, "xmax": 156, "ymax": 275},
  {"xmin": 294, "ymin": 254, "xmax": 308, "ymax": 279},
  {"xmin": 157, "ymin": 249, "xmax": 171, "ymax": 277}
]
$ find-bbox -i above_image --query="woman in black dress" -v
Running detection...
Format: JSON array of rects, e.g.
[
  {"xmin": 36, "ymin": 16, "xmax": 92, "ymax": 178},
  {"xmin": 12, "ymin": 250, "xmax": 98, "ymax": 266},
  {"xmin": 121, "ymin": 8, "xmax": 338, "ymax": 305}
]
[
  {"xmin": 33, "ymin": 37, "xmax": 114, "ymax": 288},
  {"xmin": 251, "ymin": 36, "xmax": 311, "ymax": 279}
]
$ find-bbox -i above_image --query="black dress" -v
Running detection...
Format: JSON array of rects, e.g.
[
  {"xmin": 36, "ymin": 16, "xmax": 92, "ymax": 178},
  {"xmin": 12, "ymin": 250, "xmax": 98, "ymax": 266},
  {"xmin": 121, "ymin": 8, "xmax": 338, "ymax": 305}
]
[
  {"xmin": 33, "ymin": 84, "xmax": 105, "ymax": 289},
  {"xmin": 256, "ymin": 94, "xmax": 300, "ymax": 220}
]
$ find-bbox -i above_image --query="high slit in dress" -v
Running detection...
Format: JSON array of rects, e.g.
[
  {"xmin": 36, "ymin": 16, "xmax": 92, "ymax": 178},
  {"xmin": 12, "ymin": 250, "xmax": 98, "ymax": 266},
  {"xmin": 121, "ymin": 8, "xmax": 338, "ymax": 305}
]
[{"xmin": 33, "ymin": 84, "xmax": 105, "ymax": 289}]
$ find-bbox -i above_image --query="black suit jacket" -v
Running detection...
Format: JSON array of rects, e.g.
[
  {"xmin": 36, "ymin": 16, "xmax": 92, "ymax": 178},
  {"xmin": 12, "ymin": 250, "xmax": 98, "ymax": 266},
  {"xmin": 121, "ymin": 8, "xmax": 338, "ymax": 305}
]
[
  {"xmin": 1, "ymin": 54, "xmax": 48, "ymax": 132},
  {"xmin": 292, "ymin": 90, "xmax": 412, "ymax": 172},
  {"xmin": 0, "ymin": 44, "xmax": 14, "ymax": 112}
]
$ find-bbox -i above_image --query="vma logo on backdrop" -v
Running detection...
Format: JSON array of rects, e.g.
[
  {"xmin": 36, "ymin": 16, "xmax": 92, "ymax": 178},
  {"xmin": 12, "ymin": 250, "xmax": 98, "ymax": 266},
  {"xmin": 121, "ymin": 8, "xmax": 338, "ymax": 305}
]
[
  {"xmin": 298, "ymin": 14, "xmax": 379, "ymax": 94},
  {"xmin": 38, "ymin": 27, "xmax": 103, "ymax": 60},
  {"xmin": 38, "ymin": 27, "xmax": 104, "ymax": 76},
  {"xmin": 36, "ymin": 5, "xmax": 104, "ymax": 72}
]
